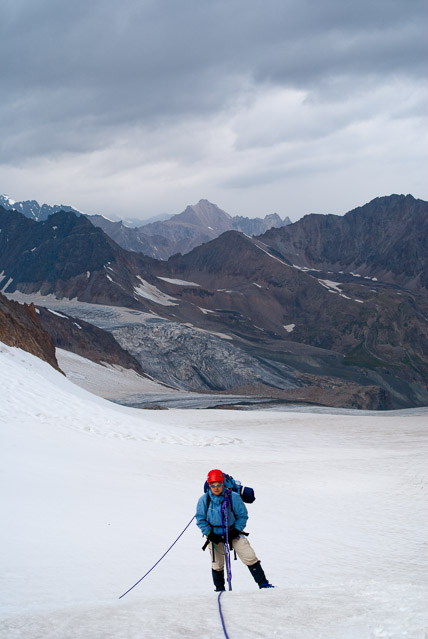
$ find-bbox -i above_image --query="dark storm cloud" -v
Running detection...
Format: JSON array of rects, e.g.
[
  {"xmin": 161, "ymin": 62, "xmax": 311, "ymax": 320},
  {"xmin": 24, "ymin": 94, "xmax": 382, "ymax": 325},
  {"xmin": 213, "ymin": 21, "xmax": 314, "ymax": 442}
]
[{"xmin": 1, "ymin": 0, "xmax": 426, "ymax": 162}]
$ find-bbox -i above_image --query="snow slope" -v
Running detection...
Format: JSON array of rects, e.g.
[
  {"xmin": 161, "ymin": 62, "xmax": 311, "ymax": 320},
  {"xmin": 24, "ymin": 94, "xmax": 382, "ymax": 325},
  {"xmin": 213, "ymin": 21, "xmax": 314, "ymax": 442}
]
[
  {"xmin": 1, "ymin": 344, "xmax": 427, "ymax": 638},
  {"xmin": 56, "ymin": 348, "xmax": 176, "ymax": 400}
]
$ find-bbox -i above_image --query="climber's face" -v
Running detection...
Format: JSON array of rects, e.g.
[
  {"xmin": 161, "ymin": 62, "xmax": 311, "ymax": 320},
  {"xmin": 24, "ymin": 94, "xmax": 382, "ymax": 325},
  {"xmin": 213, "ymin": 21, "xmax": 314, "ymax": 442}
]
[{"xmin": 209, "ymin": 482, "xmax": 224, "ymax": 496}]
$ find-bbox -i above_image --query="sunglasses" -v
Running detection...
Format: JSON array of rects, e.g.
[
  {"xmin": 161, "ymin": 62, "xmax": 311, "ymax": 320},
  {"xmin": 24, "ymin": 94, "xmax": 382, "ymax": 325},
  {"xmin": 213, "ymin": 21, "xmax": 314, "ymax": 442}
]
[{"xmin": 209, "ymin": 483, "xmax": 224, "ymax": 488}]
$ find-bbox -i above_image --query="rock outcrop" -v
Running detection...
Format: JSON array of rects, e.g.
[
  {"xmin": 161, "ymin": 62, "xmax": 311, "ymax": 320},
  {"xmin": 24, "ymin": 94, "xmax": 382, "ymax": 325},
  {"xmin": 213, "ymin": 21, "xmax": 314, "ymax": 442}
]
[{"xmin": 0, "ymin": 292, "xmax": 60, "ymax": 370}]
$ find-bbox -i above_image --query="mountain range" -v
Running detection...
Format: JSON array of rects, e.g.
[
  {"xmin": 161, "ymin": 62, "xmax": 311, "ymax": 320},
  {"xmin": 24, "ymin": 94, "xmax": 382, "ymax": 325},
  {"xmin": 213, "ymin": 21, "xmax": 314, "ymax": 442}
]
[
  {"xmin": 0, "ymin": 194, "xmax": 82, "ymax": 222},
  {"xmin": 0, "ymin": 194, "xmax": 291, "ymax": 260},
  {"xmin": 1, "ymin": 193, "xmax": 427, "ymax": 410},
  {"xmin": 90, "ymin": 199, "xmax": 290, "ymax": 259}
]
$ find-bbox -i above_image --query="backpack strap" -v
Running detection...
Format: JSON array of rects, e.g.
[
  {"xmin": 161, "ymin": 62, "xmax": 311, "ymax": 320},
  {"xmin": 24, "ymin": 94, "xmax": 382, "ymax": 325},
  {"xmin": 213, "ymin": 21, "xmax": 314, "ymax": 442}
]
[{"xmin": 205, "ymin": 491, "xmax": 211, "ymax": 512}]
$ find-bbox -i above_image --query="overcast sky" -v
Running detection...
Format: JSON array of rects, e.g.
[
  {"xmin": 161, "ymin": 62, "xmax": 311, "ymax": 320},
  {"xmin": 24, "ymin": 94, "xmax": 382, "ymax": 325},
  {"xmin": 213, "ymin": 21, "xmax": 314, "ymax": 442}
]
[{"xmin": 1, "ymin": 0, "xmax": 427, "ymax": 221}]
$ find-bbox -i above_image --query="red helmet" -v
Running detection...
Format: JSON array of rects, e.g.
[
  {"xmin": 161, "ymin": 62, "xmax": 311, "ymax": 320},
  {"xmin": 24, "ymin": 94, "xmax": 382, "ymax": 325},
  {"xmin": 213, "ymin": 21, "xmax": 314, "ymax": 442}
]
[{"xmin": 207, "ymin": 469, "xmax": 225, "ymax": 484}]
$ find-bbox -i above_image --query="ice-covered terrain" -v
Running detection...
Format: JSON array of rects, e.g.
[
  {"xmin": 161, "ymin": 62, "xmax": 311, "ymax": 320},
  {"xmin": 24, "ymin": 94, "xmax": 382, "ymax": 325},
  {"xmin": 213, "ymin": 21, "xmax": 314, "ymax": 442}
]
[
  {"xmin": 5, "ymin": 293, "xmax": 301, "ymax": 397},
  {"xmin": 56, "ymin": 349, "xmax": 283, "ymax": 409},
  {"xmin": 1, "ymin": 343, "xmax": 427, "ymax": 638}
]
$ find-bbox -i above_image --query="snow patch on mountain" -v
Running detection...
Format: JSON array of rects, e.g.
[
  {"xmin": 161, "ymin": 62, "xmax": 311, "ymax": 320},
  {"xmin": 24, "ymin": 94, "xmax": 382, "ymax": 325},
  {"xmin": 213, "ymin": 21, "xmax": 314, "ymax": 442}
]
[
  {"xmin": 1, "ymin": 276, "xmax": 13, "ymax": 292},
  {"xmin": 0, "ymin": 194, "xmax": 16, "ymax": 208},
  {"xmin": 318, "ymin": 279, "xmax": 343, "ymax": 293},
  {"xmin": 252, "ymin": 239, "xmax": 292, "ymax": 267},
  {"xmin": 157, "ymin": 276, "xmax": 201, "ymax": 287},
  {"xmin": 318, "ymin": 278, "xmax": 354, "ymax": 300},
  {"xmin": 317, "ymin": 279, "xmax": 369, "ymax": 304},
  {"xmin": 47, "ymin": 308, "xmax": 68, "ymax": 319},
  {"xmin": 198, "ymin": 307, "xmax": 216, "ymax": 314},
  {"xmin": 134, "ymin": 276, "xmax": 178, "ymax": 306}
]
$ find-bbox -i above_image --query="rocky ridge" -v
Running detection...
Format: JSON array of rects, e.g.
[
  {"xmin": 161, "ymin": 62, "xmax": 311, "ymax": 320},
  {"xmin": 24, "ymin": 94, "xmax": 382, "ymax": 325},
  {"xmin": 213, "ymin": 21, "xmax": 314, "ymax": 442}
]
[
  {"xmin": 0, "ymin": 194, "xmax": 81, "ymax": 222},
  {"xmin": 259, "ymin": 194, "xmax": 428, "ymax": 290}
]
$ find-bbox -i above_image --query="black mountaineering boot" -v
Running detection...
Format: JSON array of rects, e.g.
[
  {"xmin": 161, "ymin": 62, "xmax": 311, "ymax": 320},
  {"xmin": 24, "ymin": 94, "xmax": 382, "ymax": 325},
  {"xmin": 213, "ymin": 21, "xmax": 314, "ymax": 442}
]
[
  {"xmin": 212, "ymin": 569, "xmax": 225, "ymax": 592},
  {"xmin": 248, "ymin": 561, "xmax": 274, "ymax": 589}
]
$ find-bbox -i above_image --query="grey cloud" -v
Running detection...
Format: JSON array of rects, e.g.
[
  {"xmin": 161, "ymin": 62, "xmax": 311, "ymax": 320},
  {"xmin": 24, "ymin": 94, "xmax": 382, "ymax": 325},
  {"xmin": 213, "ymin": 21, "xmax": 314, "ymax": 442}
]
[
  {"xmin": 1, "ymin": 0, "xmax": 426, "ymax": 162},
  {"xmin": 0, "ymin": 0, "xmax": 427, "ymax": 223}
]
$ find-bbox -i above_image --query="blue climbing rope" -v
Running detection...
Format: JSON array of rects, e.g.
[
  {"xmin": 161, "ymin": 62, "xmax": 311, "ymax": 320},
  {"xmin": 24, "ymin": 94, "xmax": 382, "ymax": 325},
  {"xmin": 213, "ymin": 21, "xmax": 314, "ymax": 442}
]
[
  {"xmin": 218, "ymin": 591, "xmax": 231, "ymax": 639},
  {"xmin": 221, "ymin": 490, "xmax": 233, "ymax": 591},
  {"xmin": 118, "ymin": 515, "xmax": 196, "ymax": 599}
]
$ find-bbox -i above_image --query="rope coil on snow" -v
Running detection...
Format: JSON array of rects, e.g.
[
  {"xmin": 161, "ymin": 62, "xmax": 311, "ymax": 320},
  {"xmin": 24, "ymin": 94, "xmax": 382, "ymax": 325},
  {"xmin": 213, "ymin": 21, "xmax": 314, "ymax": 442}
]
[{"xmin": 221, "ymin": 490, "xmax": 233, "ymax": 590}]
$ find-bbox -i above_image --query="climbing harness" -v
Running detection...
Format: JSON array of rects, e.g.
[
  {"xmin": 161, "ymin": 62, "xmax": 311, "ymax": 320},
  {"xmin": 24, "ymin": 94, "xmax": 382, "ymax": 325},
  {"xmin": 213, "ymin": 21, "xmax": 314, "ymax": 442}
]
[
  {"xmin": 118, "ymin": 515, "xmax": 195, "ymax": 599},
  {"xmin": 218, "ymin": 591, "xmax": 231, "ymax": 639}
]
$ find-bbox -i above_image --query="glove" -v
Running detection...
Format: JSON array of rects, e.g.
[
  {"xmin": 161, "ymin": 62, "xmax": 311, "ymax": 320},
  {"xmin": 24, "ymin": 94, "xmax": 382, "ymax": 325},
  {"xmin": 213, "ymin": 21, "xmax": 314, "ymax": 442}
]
[
  {"xmin": 207, "ymin": 530, "xmax": 223, "ymax": 544},
  {"xmin": 229, "ymin": 527, "xmax": 242, "ymax": 540}
]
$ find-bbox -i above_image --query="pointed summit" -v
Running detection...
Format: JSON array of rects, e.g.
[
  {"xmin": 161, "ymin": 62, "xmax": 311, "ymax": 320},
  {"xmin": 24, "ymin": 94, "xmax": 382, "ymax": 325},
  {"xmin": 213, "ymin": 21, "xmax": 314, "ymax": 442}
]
[{"xmin": 175, "ymin": 199, "xmax": 232, "ymax": 232}]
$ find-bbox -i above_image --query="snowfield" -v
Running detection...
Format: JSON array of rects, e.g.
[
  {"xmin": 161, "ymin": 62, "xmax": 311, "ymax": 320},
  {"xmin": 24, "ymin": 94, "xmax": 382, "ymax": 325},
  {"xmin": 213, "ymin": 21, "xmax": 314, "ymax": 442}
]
[{"xmin": 1, "ymin": 344, "xmax": 427, "ymax": 638}]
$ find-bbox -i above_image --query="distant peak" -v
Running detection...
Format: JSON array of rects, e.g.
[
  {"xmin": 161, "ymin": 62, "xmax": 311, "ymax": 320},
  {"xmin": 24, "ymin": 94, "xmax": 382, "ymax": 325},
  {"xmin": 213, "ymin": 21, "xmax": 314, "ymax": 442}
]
[
  {"xmin": 0, "ymin": 194, "xmax": 16, "ymax": 206},
  {"xmin": 179, "ymin": 199, "xmax": 232, "ymax": 225},
  {"xmin": 191, "ymin": 198, "xmax": 227, "ymax": 212}
]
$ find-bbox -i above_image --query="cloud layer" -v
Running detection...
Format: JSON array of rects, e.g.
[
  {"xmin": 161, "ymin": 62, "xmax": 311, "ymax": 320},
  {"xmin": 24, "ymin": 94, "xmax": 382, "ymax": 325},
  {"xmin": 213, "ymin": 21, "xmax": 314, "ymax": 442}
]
[{"xmin": 1, "ymin": 0, "xmax": 427, "ymax": 220}]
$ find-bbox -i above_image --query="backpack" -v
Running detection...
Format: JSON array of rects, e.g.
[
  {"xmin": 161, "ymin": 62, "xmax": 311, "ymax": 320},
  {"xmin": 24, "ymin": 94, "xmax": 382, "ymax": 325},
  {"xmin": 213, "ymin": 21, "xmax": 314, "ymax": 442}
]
[{"xmin": 203, "ymin": 472, "xmax": 256, "ymax": 504}]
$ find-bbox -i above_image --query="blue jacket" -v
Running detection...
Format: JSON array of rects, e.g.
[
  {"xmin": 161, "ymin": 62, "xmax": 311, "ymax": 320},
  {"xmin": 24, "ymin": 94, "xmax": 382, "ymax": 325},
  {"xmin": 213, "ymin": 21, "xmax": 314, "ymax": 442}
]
[{"xmin": 195, "ymin": 488, "xmax": 248, "ymax": 536}]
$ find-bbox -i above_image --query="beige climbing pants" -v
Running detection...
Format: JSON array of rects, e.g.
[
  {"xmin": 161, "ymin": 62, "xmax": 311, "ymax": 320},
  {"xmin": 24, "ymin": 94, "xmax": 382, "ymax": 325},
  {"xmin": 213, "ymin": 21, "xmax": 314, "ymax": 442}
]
[{"xmin": 210, "ymin": 535, "xmax": 259, "ymax": 571}]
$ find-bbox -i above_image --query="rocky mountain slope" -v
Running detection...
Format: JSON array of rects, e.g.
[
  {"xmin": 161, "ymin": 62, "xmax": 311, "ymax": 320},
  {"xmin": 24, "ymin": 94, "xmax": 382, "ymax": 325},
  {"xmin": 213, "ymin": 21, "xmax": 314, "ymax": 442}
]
[
  {"xmin": 0, "ymin": 206, "xmax": 162, "ymax": 309},
  {"xmin": 150, "ymin": 229, "xmax": 428, "ymax": 407},
  {"xmin": 0, "ymin": 292, "xmax": 59, "ymax": 370},
  {"xmin": 86, "ymin": 216, "xmax": 165, "ymax": 257},
  {"xmin": 259, "ymin": 194, "xmax": 428, "ymax": 291}
]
